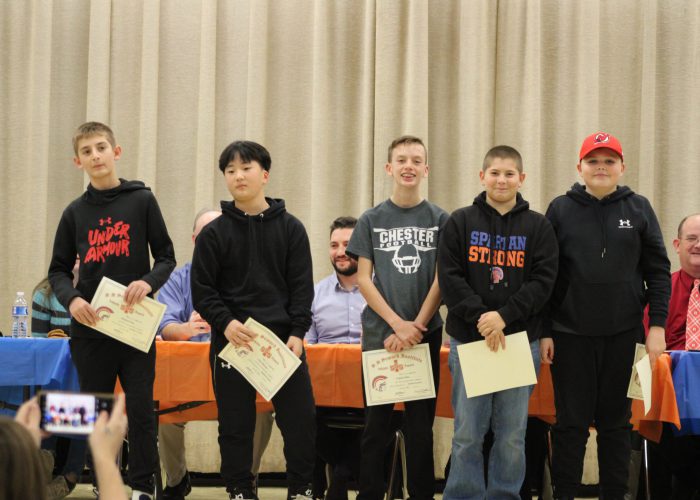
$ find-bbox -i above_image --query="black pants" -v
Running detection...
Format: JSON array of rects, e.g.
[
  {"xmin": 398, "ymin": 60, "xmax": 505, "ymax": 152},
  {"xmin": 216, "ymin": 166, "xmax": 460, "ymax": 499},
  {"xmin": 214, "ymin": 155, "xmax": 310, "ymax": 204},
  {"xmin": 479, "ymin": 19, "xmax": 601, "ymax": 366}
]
[
  {"xmin": 70, "ymin": 337, "xmax": 157, "ymax": 493},
  {"xmin": 646, "ymin": 423, "xmax": 700, "ymax": 499},
  {"xmin": 357, "ymin": 330, "xmax": 441, "ymax": 500},
  {"xmin": 210, "ymin": 343, "xmax": 316, "ymax": 493},
  {"xmin": 550, "ymin": 328, "xmax": 639, "ymax": 499}
]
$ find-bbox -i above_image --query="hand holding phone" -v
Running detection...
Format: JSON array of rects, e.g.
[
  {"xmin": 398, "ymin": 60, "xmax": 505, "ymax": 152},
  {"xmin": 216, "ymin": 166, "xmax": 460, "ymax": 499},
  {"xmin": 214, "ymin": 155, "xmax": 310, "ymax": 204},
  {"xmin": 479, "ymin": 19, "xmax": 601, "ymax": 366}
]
[
  {"xmin": 90, "ymin": 393, "xmax": 127, "ymax": 461},
  {"xmin": 39, "ymin": 391, "xmax": 114, "ymax": 436}
]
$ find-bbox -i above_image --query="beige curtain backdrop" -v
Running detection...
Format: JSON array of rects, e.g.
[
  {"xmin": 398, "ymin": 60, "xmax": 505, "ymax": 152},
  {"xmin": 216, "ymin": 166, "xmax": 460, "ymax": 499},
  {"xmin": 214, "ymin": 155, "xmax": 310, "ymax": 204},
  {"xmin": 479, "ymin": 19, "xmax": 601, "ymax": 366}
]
[{"xmin": 1, "ymin": 0, "xmax": 699, "ymax": 333}]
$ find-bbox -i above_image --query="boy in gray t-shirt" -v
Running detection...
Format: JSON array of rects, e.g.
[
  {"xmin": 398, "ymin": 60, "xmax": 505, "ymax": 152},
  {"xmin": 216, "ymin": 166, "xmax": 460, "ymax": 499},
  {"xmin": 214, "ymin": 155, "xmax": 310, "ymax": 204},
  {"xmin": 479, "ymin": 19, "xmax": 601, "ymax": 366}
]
[{"xmin": 347, "ymin": 135, "xmax": 447, "ymax": 500}]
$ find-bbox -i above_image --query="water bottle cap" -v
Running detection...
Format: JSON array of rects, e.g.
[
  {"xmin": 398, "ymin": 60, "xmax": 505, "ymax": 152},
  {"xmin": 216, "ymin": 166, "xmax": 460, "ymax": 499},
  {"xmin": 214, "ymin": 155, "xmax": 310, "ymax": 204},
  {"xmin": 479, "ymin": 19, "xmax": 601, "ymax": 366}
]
[{"xmin": 17, "ymin": 291, "xmax": 24, "ymax": 296}]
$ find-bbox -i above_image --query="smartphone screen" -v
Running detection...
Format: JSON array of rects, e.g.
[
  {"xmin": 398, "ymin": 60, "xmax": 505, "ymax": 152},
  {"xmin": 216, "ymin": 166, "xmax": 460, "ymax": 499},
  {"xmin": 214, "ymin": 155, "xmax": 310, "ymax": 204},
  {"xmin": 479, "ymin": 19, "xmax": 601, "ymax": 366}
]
[{"xmin": 39, "ymin": 391, "xmax": 114, "ymax": 435}]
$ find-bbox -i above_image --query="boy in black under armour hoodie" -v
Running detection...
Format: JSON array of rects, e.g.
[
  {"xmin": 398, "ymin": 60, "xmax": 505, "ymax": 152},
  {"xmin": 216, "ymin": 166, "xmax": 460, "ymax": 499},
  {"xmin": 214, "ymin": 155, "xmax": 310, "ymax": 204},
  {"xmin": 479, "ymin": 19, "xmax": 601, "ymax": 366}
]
[
  {"xmin": 48, "ymin": 122, "xmax": 176, "ymax": 500},
  {"xmin": 191, "ymin": 141, "xmax": 316, "ymax": 500},
  {"xmin": 438, "ymin": 146, "xmax": 558, "ymax": 499},
  {"xmin": 540, "ymin": 132, "xmax": 671, "ymax": 500}
]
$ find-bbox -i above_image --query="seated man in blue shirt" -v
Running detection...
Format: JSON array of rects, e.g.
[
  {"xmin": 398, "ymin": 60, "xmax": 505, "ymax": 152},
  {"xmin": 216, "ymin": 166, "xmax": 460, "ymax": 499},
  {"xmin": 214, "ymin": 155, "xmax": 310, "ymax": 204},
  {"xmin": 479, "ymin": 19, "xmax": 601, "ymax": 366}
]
[
  {"xmin": 158, "ymin": 208, "xmax": 274, "ymax": 500},
  {"xmin": 307, "ymin": 216, "xmax": 365, "ymax": 500}
]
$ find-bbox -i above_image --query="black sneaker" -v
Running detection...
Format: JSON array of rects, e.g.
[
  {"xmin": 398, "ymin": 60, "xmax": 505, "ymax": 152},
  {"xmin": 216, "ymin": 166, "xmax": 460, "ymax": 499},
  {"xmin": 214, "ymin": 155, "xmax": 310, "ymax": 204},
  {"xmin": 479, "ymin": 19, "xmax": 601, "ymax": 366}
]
[
  {"xmin": 229, "ymin": 486, "xmax": 258, "ymax": 500},
  {"xmin": 287, "ymin": 485, "xmax": 316, "ymax": 500},
  {"xmin": 162, "ymin": 471, "xmax": 192, "ymax": 499}
]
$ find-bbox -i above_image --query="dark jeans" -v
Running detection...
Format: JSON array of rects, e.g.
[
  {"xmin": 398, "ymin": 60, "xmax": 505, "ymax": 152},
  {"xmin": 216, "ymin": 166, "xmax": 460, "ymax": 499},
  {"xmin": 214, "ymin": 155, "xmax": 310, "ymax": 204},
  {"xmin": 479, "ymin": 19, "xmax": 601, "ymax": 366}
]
[
  {"xmin": 550, "ymin": 328, "xmax": 640, "ymax": 499},
  {"xmin": 70, "ymin": 337, "xmax": 157, "ymax": 493},
  {"xmin": 357, "ymin": 330, "xmax": 441, "ymax": 500},
  {"xmin": 210, "ymin": 343, "xmax": 316, "ymax": 493}
]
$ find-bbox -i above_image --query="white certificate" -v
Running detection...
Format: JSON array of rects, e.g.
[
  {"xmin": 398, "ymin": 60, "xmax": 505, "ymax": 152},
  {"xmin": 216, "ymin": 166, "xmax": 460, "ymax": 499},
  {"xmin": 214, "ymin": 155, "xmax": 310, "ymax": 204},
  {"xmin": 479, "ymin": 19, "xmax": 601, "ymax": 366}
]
[
  {"xmin": 362, "ymin": 344, "xmax": 436, "ymax": 406},
  {"xmin": 457, "ymin": 331, "xmax": 537, "ymax": 398},
  {"xmin": 90, "ymin": 277, "xmax": 166, "ymax": 353},
  {"xmin": 218, "ymin": 318, "xmax": 301, "ymax": 401},
  {"xmin": 627, "ymin": 343, "xmax": 648, "ymax": 401}
]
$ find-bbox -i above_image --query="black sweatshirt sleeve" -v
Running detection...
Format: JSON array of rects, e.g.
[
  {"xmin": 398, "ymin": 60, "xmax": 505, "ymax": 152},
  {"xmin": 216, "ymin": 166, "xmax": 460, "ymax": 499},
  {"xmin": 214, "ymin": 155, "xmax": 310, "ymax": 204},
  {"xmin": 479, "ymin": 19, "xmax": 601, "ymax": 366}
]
[
  {"xmin": 497, "ymin": 216, "xmax": 559, "ymax": 326},
  {"xmin": 639, "ymin": 197, "xmax": 671, "ymax": 328},
  {"xmin": 48, "ymin": 209, "xmax": 82, "ymax": 310},
  {"xmin": 438, "ymin": 212, "xmax": 488, "ymax": 323},
  {"xmin": 191, "ymin": 226, "xmax": 235, "ymax": 336},
  {"xmin": 285, "ymin": 219, "xmax": 314, "ymax": 340},
  {"xmin": 141, "ymin": 195, "xmax": 176, "ymax": 293}
]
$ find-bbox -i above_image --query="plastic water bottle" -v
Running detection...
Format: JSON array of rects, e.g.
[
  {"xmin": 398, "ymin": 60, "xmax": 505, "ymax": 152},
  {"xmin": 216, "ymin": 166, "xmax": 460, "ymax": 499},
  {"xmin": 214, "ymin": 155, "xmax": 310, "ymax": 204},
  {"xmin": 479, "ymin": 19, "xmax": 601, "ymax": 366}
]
[{"xmin": 11, "ymin": 291, "xmax": 29, "ymax": 338}]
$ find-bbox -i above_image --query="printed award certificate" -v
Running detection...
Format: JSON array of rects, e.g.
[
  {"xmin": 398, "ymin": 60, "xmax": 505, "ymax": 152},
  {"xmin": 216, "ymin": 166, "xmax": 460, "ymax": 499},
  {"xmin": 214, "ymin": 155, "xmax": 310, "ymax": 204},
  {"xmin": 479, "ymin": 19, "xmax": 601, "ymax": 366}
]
[
  {"xmin": 89, "ymin": 277, "xmax": 166, "ymax": 353},
  {"xmin": 218, "ymin": 318, "xmax": 301, "ymax": 401},
  {"xmin": 457, "ymin": 331, "xmax": 537, "ymax": 398},
  {"xmin": 627, "ymin": 343, "xmax": 648, "ymax": 400},
  {"xmin": 361, "ymin": 344, "xmax": 436, "ymax": 406}
]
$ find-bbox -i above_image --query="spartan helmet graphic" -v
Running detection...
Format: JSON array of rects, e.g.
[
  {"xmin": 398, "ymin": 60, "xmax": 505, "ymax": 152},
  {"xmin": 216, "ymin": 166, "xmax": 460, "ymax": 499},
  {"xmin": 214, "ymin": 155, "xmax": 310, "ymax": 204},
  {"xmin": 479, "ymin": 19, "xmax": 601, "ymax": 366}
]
[{"xmin": 392, "ymin": 244, "xmax": 421, "ymax": 274}]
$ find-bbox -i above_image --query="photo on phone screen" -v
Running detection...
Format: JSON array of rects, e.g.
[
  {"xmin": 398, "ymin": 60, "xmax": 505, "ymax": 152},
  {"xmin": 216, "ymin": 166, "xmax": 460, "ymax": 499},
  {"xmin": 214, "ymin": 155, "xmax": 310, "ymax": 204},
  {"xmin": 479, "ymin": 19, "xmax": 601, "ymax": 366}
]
[{"xmin": 39, "ymin": 391, "xmax": 114, "ymax": 435}]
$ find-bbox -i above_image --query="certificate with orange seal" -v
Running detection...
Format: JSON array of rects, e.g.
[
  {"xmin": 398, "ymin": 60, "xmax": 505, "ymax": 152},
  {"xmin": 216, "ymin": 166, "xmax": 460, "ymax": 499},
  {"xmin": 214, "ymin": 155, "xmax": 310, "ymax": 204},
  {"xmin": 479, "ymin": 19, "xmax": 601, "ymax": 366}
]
[
  {"xmin": 362, "ymin": 344, "xmax": 436, "ymax": 406},
  {"xmin": 218, "ymin": 318, "xmax": 301, "ymax": 401},
  {"xmin": 90, "ymin": 277, "xmax": 166, "ymax": 353}
]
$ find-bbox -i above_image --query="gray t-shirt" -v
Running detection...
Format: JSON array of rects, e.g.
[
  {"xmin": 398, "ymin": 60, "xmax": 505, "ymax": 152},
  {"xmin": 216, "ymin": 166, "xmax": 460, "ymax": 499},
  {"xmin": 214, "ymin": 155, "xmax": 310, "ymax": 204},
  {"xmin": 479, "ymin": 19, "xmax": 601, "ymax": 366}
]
[{"xmin": 347, "ymin": 198, "xmax": 448, "ymax": 350}]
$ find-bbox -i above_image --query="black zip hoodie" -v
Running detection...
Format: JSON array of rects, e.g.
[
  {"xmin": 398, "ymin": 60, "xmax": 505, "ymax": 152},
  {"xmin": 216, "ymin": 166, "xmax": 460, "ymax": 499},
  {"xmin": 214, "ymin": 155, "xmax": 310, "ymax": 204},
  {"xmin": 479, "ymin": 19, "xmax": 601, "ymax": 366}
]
[
  {"xmin": 438, "ymin": 192, "xmax": 558, "ymax": 344},
  {"xmin": 191, "ymin": 197, "xmax": 314, "ymax": 353},
  {"xmin": 544, "ymin": 183, "xmax": 671, "ymax": 337},
  {"xmin": 48, "ymin": 179, "xmax": 176, "ymax": 339}
]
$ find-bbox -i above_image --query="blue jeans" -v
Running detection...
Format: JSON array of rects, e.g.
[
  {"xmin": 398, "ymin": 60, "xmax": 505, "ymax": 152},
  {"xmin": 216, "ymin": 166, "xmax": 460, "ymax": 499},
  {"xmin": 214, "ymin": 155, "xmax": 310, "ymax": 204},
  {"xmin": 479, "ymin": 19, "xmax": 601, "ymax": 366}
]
[{"xmin": 443, "ymin": 338, "xmax": 539, "ymax": 500}]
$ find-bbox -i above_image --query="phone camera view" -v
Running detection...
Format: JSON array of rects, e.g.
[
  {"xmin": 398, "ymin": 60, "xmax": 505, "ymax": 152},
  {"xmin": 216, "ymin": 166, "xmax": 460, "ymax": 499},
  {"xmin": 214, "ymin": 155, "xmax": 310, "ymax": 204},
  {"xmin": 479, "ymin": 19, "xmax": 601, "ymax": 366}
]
[{"xmin": 41, "ymin": 392, "xmax": 111, "ymax": 435}]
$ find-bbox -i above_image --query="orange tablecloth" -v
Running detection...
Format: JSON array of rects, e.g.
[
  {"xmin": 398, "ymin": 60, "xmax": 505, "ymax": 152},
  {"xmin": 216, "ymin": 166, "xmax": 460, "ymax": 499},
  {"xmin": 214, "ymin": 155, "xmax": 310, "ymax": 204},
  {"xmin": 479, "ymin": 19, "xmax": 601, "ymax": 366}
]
[{"xmin": 152, "ymin": 341, "xmax": 680, "ymax": 441}]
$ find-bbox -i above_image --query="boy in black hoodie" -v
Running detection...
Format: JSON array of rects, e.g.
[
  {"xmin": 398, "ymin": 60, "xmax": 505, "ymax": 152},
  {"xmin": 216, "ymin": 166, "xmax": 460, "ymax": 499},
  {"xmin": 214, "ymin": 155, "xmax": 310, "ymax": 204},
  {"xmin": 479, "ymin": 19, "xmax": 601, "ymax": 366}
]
[
  {"xmin": 48, "ymin": 122, "xmax": 176, "ymax": 500},
  {"xmin": 191, "ymin": 141, "xmax": 316, "ymax": 500},
  {"xmin": 438, "ymin": 146, "xmax": 558, "ymax": 499},
  {"xmin": 540, "ymin": 132, "xmax": 671, "ymax": 500}
]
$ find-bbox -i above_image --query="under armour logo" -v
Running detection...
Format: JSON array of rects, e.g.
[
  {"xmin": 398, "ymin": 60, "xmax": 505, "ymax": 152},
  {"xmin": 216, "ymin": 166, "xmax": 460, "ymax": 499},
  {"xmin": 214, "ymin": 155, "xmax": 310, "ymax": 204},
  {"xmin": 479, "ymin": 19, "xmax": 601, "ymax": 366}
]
[
  {"xmin": 99, "ymin": 217, "xmax": 112, "ymax": 226},
  {"xmin": 221, "ymin": 361, "xmax": 233, "ymax": 370},
  {"xmin": 618, "ymin": 219, "xmax": 633, "ymax": 229}
]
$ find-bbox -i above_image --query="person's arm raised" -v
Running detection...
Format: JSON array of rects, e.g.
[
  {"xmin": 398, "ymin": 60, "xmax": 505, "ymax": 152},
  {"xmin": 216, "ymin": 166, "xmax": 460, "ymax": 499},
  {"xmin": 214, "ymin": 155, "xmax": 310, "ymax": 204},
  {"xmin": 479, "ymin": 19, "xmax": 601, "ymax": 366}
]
[{"xmin": 89, "ymin": 394, "xmax": 128, "ymax": 500}]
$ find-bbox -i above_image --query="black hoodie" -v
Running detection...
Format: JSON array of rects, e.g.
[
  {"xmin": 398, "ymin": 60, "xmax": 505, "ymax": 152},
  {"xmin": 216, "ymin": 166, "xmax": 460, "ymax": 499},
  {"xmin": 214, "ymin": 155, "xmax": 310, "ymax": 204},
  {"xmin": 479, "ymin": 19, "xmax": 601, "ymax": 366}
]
[
  {"xmin": 48, "ymin": 179, "xmax": 176, "ymax": 339},
  {"xmin": 438, "ymin": 192, "xmax": 558, "ymax": 344},
  {"xmin": 191, "ymin": 198, "xmax": 314, "ymax": 353},
  {"xmin": 544, "ymin": 183, "xmax": 671, "ymax": 337}
]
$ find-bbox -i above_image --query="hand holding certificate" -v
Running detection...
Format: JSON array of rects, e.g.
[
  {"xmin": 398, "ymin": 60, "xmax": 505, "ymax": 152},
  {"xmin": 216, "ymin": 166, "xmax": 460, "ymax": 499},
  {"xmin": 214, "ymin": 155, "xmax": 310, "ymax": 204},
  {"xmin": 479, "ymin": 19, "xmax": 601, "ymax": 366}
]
[
  {"xmin": 89, "ymin": 277, "xmax": 166, "ymax": 353},
  {"xmin": 362, "ymin": 343, "xmax": 436, "ymax": 406},
  {"xmin": 218, "ymin": 318, "xmax": 301, "ymax": 401}
]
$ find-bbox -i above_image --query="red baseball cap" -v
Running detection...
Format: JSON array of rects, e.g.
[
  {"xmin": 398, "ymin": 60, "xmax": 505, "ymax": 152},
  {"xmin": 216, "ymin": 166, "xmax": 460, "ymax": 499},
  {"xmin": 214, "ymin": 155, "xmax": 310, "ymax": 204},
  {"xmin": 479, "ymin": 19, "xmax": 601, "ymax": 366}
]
[{"xmin": 579, "ymin": 132, "xmax": 623, "ymax": 161}]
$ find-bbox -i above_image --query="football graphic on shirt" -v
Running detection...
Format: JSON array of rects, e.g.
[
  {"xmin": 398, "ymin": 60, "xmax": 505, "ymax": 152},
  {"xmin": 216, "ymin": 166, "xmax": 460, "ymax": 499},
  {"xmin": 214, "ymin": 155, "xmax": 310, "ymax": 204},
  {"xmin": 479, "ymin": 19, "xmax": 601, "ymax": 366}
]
[{"xmin": 372, "ymin": 226, "xmax": 440, "ymax": 274}]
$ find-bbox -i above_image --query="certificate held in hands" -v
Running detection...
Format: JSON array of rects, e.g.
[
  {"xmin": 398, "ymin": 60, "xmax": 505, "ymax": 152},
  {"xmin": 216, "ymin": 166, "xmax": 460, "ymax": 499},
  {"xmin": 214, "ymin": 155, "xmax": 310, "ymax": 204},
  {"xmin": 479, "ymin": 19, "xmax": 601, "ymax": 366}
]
[
  {"xmin": 456, "ymin": 331, "xmax": 537, "ymax": 398},
  {"xmin": 90, "ymin": 277, "xmax": 166, "ymax": 353},
  {"xmin": 362, "ymin": 343, "xmax": 436, "ymax": 406},
  {"xmin": 218, "ymin": 318, "xmax": 301, "ymax": 401}
]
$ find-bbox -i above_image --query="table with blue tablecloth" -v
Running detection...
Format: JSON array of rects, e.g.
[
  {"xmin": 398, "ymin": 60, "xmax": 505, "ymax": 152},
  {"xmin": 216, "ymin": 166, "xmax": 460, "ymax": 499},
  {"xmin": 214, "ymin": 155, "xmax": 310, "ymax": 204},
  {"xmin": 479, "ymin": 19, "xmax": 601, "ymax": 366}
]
[
  {"xmin": 0, "ymin": 337, "xmax": 693, "ymax": 442},
  {"xmin": 0, "ymin": 337, "xmax": 80, "ymax": 416},
  {"xmin": 668, "ymin": 350, "xmax": 700, "ymax": 436}
]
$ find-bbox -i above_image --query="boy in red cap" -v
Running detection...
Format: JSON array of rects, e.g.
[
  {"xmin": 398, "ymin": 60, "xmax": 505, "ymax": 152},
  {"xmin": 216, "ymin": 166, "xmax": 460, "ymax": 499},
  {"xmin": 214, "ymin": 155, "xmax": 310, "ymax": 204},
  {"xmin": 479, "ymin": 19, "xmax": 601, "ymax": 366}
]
[{"xmin": 540, "ymin": 132, "xmax": 671, "ymax": 499}]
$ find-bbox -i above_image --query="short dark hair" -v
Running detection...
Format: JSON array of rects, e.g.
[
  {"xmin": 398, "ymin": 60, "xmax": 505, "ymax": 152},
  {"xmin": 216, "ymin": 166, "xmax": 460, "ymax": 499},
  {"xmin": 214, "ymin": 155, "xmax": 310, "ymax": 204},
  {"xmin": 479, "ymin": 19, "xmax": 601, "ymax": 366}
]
[
  {"xmin": 73, "ymin": 122, "xmax": 116, "ymax": 155},
  {"xmin": 482, "ymin": 145, "xmax": 523, "ymax": 172},
  {"xmin": 218, "ymin": 141, "xmax": 271, "ymax": 172},
  {"xmin": 387, "ymin": 135, "xmax": 427, "ymax": 163},
  {"xmin": 329, "ymin": 216, "xmax": 358, "ymax": 236},
  {"xmin": 678, "ymin": 213, "xmax": 700, "ymax": 238}
]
